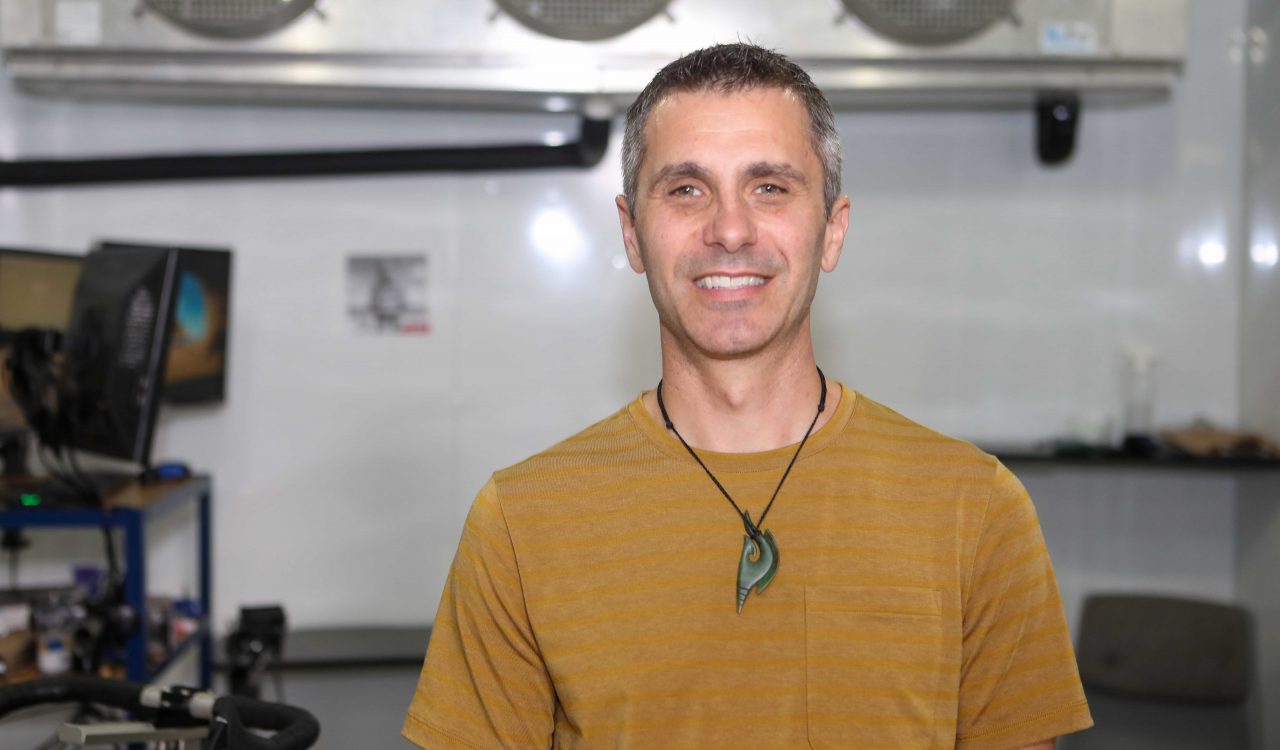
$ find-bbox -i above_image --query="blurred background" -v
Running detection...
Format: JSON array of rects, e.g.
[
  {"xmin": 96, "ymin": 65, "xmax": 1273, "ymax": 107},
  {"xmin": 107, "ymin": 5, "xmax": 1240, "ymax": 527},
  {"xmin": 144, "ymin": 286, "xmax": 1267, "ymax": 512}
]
[{"xmin": 0, "ymin": 1, "xmax": 1278, "ymax": 747}]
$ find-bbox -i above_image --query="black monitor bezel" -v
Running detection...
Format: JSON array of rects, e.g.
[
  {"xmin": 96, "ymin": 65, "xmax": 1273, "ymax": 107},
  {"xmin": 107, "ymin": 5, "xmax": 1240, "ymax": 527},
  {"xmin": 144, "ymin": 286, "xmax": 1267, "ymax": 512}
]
[{"xmin": 60, "ymin": 246, "xmax": 182, "ymax": 467}]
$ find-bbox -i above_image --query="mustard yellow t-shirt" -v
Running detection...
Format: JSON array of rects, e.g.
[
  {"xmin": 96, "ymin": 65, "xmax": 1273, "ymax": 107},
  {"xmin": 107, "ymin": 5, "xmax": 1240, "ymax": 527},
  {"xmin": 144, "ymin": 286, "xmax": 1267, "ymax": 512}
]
[{"xmin": 404, "ymin": 385, "xmax": 1092, "ymax": 749}]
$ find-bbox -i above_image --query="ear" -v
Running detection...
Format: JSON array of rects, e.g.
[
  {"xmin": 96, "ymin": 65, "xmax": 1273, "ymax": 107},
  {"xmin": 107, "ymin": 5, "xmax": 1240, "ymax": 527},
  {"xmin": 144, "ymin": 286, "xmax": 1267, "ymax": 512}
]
[
  {"xmin": 616, "ymin": 194, "xmax": 646, "ymax": 273},
  {"xmin": 820, "ymin": 195, "xmax": 851, "ymax": 273}
]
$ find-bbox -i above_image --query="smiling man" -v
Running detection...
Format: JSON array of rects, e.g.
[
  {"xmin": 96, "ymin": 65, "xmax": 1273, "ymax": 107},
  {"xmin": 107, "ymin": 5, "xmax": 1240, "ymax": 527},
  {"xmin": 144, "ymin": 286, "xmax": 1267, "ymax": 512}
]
[{"xmin": 404, "ymin": 43, "xmax": 1092, "ymax": 749}]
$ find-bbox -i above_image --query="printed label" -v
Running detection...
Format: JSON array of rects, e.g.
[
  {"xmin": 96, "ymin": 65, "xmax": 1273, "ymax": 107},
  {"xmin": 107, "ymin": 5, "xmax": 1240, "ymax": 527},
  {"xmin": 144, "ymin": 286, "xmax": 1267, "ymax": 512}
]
[{"xmin": 1040, "ymin": 21, "xmax": 1100, "ymax": 55}]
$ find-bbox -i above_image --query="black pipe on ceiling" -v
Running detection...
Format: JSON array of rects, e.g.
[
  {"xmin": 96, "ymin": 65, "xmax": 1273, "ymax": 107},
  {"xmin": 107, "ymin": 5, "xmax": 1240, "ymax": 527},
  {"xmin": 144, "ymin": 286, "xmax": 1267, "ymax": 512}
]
[{"xmin": 0, "ymin": 116, "xmax": 611, "ymax": 187}]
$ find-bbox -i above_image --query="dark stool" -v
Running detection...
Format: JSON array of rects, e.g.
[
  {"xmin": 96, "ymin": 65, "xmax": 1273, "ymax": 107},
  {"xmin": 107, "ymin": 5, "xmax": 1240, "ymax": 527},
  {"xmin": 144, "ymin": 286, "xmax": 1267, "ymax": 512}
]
[{"xmin": 1061, "ymin": 594, "xmax": 1252, "ymax": 750}]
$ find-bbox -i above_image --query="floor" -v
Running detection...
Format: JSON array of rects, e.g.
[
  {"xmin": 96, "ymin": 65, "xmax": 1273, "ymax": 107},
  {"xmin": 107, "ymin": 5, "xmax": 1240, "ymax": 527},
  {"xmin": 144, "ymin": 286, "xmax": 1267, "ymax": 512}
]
[{"xmin": 265, "ymin": 665, "xmax": 423, "ymax": 750}]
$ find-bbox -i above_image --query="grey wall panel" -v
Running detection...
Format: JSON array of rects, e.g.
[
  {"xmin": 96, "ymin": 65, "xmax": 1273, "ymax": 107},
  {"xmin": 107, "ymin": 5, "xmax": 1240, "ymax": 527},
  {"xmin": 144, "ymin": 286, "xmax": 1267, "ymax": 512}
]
[{"xmin": 1237, "ymin": 0, "xmax": 1280, "ymax": 747}]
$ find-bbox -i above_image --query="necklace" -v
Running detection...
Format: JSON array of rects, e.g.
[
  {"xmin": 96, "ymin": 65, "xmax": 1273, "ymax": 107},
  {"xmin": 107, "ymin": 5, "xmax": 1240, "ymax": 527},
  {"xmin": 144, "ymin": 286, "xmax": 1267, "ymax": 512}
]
[{"xmin": 655, "ymin": 367, "xmax": 827, "ymax": 612}]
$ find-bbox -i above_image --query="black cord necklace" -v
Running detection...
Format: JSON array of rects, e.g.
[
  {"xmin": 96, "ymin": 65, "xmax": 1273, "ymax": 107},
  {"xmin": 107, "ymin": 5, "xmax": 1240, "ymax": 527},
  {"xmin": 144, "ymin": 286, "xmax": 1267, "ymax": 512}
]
[{"xmin": 656, "ymin": 366, "xmax": 827, "ymax": 612}]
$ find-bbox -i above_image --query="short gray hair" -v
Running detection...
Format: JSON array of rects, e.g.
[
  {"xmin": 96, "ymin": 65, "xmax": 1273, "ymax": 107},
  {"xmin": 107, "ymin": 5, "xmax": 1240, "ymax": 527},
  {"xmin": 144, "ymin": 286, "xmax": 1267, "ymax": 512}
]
[{"xmin": 621, "ymin": 43, "xmax": 843, "ymax": 218}]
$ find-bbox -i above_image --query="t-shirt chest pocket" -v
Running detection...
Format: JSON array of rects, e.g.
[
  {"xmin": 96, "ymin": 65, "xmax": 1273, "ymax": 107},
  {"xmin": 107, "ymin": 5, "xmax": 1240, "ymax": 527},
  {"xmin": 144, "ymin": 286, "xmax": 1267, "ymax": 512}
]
[{"xmin": 805, "ymin": 585, "xmax": 947, "ymax": 749}]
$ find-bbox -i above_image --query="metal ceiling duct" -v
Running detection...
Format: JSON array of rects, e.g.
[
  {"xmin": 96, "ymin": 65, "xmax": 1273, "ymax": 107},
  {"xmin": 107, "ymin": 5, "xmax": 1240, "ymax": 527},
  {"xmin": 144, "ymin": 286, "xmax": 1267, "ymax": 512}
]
[
  {"xmin": 841, "ymin": 0, "xmax": 1017, "ymax": 46},
  {"xmin": 142, "ymin": 0, "xmax": 319, "ymax": 40},
  {"xmin": 495, "ymin": 0, "xmax": 672, "ymax": 42},
  {"xmin": 0, "ymin": 0, "xmax": 1190, "ymax": 112}
]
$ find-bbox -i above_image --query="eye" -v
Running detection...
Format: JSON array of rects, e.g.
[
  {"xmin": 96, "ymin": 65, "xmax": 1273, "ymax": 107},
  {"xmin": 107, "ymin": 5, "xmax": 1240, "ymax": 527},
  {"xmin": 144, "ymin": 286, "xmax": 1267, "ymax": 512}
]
[
  {"xmin": 755, "ymin": 183, "xmax": 786, "ymax": 195},
  {"xmin": 671, "ymin": 185, "xmax": 704, "ymax": 197}
]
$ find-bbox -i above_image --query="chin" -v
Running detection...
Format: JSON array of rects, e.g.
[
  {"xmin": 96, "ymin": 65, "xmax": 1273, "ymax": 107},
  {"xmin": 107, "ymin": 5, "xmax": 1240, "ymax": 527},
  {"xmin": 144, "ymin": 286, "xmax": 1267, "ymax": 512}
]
[
  {"xmin": 691, "ymin": 331, "xmax": 772, "ymax": 359},
  {"xmin": 662, "ymin": 316, "xmax": 788, "ymax": 360}
]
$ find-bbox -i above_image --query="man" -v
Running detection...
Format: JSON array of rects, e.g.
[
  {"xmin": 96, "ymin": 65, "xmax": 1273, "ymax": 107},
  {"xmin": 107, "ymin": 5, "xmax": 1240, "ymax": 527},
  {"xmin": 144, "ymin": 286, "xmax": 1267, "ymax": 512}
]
[{"xmin": 404, "ymin": 43, "xmax": 1092, "ymax": 749}]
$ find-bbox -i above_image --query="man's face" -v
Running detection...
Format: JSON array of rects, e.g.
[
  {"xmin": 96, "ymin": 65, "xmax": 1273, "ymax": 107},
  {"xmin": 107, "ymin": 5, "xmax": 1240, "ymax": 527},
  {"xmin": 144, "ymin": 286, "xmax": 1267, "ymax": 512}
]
[{"xmin": 617, "ymin": 87, "xmax": 850, "ymax": 362}]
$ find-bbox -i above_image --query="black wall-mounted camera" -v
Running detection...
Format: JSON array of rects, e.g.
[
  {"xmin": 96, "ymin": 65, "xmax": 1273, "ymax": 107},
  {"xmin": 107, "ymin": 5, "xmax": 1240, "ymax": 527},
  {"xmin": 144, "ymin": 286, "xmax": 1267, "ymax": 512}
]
[{"xmin": 1037, "ymin": 93, "xmax": 1082, "ymax": 166}]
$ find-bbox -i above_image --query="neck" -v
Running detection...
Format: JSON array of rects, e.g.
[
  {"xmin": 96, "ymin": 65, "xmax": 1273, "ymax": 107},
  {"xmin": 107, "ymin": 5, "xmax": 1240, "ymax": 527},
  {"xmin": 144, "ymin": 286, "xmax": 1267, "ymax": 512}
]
[{"xmin": 647, "ymin": 330, "xmax": 839, "ymax": 453}]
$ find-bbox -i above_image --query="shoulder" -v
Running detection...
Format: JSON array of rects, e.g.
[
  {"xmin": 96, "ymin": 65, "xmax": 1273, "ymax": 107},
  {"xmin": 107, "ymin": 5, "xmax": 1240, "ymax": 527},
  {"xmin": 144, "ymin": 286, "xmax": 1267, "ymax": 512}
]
[
  {"xmin": 850, "ymin": 395, "xmax": 1042, "ymax": 540},
  {"xmin": 490, "ymin": 398, "xmax": 654, "ymax": 493},
  {"xmin": 844, "ymin": 391, "xmax": 997, "ymax": 478},
  {"xmin": 480, "ymin": 398, "xmax": 664, "ymax": 534}
]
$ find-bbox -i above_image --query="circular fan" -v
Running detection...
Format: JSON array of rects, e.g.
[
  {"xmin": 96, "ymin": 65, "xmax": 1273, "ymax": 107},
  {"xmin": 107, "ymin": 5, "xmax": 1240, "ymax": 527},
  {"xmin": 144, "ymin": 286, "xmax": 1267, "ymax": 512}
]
[
  {"xmin": 144, "ymin": 0, "xmax": 317, "ymax": 40},
  {"xmin": 496, "ymin": 0, "xmax": 670, "ymax": 42},
  {"xmin": 842, "ymin": 0, "xmax": 1015, "ymax": 46}
]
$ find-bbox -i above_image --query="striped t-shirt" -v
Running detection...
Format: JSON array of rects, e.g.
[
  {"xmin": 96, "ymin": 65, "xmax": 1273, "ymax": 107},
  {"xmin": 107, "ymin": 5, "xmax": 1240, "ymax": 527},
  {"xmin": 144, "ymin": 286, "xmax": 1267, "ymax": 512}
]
[{"xmin": 404, "ymin": 384, "xmax": 1092, "ymax": 749}]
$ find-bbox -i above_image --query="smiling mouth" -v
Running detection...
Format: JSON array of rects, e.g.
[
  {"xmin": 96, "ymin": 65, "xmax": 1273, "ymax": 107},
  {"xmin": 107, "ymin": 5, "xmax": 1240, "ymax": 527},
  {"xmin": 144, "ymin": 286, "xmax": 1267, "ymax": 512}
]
[{"xmin": 694, "ymin": 275, "xmax": 769, "ymax": 290}]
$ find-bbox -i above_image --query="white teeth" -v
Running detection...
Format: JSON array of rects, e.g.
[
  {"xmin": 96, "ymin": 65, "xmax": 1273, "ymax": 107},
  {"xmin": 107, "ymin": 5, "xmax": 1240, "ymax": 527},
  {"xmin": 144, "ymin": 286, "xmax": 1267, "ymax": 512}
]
[{"xmin": 695, "ymin": 275, "xmax": 766, "ymax": 290}]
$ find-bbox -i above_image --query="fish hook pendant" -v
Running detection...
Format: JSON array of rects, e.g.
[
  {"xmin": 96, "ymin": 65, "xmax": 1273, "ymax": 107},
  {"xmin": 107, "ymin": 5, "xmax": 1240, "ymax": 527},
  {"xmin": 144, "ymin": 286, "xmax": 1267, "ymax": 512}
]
[{"xmin": 736, "ymin": 510, "xmax": 779, "ymax": 613}]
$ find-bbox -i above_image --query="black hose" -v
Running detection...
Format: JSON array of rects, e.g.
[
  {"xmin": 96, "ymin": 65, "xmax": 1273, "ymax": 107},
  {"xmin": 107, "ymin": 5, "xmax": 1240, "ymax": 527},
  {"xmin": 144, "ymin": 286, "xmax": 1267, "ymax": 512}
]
[
  {"xmin": 0, "ymin": 116, "xmax": 611, "ymax": 187},
  {"xmin": 213, "ymin": 695, "xmax": 321, "ymax": 750},
  {"xmin": 0, "ymin": 675, "xmax": 142, "ymax": 718}
]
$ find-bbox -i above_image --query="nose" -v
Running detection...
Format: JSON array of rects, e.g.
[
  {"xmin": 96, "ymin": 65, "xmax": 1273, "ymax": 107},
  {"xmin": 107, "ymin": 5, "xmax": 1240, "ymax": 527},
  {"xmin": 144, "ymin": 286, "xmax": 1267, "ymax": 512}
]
[{"xmin": 703, "ymin": 194, "xmax": 756, "ymax": 253}]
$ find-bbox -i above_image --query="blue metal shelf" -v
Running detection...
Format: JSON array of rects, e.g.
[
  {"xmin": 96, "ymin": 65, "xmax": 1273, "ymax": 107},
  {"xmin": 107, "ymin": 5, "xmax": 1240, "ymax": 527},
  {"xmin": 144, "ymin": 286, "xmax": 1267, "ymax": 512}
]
[{"xmin": 0, "ymin": 475, "xmax": 213, "ymax": 688}]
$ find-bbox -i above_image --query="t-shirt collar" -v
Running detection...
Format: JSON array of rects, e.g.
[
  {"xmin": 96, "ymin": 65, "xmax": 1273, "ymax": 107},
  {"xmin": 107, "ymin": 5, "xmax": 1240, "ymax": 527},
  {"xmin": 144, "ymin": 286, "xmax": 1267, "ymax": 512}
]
[{"xmin": 628, "ymin": 381, "xmax": 857, "ymax": 474}]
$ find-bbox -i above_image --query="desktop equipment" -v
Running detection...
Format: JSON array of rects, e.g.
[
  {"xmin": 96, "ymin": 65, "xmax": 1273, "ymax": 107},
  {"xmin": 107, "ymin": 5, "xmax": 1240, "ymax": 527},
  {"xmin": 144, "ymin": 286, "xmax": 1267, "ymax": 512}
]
[
  {"xmin": 0, "ymin": 248, "xmax": 82, "ymax": 475},
  {"xmin": 98, "ymin": 241, "xmax": 232, "ymax": 404},
  {"xmin": 1, "ymin": 242, "xmax": 232, "ymax": 424},
  {"xmin": 58, "ymin": 244, "xmax": 181, "ymax": 466},
  {"xmin": 0, "ymin": 245, "xmax": 181, "ymax": 507},
  {"xmin": 0, "ymin": 248, "xmax": 82, "ymax": 435},
  {"xmin": 1, "ymin": 247, "xmax": 209, "ymax": 689},
  {"xmin": 2, "ymin": 241, "xmax": 232, "ymax": 477}
]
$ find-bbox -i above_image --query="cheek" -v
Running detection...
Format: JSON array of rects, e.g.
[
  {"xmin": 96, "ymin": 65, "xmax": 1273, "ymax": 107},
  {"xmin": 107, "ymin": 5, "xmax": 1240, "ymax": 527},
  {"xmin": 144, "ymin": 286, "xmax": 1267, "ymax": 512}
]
[
  {"xmin": 643, "ymin": 224, "xmax": 692, "ymax": 274},
  {"xmin": 760, "ymin": 218, "xmax": 823, "ymax": 268}
]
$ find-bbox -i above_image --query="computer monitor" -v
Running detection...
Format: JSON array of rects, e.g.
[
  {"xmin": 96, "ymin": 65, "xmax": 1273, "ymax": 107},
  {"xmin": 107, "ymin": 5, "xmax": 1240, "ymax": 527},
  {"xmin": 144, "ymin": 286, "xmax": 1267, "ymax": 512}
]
[
  {"xmin": 59, "ymin": 246, "xmax": 181, "ymax": 466},
  {"xmin": 98, "ymin": 241, "xmax": 232, "ymax": 404},
  {"xmin": 0, "ymin": 248, "xmax": 83, "ymax": 436}
]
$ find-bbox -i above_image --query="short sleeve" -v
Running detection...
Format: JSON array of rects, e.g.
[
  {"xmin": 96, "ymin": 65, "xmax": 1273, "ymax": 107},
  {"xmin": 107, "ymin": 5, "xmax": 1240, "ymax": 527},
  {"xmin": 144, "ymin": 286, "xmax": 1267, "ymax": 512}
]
[
  {"xmin": 955, "ymin": 462, "xmax": 1093, "ymax": 750},
  {"xmin": 403, "ymin": 478, "xmax": 555, "ymax": 749}
]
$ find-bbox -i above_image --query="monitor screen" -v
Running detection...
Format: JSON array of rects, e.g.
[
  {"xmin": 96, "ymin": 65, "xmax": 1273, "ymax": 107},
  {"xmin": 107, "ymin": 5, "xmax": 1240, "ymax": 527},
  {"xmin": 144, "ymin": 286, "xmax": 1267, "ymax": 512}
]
[
  {"xmin": 0, "ymin": 248, "xmax": 82, "ymax": 435},
  {"xmin": 99, "ymin": 242, "xmax": 232, "ymax": 404},
  {"xmin": 60, "ymin": 246, "xmax": 181, "ymax": 465}
]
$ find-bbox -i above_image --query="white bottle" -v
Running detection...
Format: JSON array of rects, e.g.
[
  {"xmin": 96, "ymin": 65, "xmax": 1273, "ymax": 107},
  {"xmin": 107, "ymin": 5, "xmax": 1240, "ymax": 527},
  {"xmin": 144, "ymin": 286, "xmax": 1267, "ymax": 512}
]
[
  {"xmin": 1122, "ymin": 346, "xmax": 1157, "ymax": 441},
  {"xmin": 38, "ymin": 634, "xmax": 72, "ymax": 674}
]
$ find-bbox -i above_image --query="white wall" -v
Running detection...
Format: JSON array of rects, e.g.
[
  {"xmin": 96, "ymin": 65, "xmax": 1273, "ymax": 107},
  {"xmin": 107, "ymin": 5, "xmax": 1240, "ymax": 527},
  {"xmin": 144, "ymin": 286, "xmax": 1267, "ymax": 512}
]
[
  {"xmin": 1026, "ymin": 466, "xmax": 1238, "ymax": 633},
  {"xmin": 0, "ymin": 2, "xmax": 1254, "ymax": 636}
]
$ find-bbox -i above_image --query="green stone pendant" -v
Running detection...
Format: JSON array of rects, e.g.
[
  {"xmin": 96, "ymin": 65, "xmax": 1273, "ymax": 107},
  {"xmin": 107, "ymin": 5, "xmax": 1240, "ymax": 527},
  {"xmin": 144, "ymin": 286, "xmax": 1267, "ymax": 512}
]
[{"xmin": 736, "ymin": 510, "xmax": 779, "ymax": 613}]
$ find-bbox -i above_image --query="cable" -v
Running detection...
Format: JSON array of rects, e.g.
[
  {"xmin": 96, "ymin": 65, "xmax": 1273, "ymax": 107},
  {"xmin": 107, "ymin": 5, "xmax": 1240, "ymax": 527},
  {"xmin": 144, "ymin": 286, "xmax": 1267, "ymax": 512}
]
[
  {"xmin": 35, "ymin": 446, "xmax": 94, "ymax": 502},
  {"xmin": 100, "ymin": 525, "xmax": 122, "ymax": 601},
  {"xmin": 62, "ymin": 451, "xmax": 123, "ymax": 596},
  {"xmin": 65, "ymin": 449, "xmax": 102, "ymax": 500}
]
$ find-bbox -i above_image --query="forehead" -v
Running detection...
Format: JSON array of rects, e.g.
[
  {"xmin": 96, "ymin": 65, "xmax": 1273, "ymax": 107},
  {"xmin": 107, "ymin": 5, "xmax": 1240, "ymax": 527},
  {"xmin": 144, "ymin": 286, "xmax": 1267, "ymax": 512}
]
[{"xmin": 642, "ymin": 87, "xmax": 817, "ymax": 174}]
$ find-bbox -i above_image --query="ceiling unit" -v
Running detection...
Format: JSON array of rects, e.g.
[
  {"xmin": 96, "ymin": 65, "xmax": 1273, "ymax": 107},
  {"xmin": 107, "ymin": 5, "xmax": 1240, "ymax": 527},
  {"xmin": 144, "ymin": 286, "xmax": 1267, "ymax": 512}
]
[{"xmin": 0, "ymin": 0, "xmax": 1189, "ymax": 112}]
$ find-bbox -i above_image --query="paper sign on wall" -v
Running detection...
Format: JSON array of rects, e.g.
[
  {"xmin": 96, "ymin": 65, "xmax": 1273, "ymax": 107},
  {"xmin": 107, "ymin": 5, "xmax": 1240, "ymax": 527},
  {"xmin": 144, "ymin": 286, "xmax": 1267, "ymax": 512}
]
[{"xmin": 346, "ymin": 254, "xmax": 430, "ymax": 335}]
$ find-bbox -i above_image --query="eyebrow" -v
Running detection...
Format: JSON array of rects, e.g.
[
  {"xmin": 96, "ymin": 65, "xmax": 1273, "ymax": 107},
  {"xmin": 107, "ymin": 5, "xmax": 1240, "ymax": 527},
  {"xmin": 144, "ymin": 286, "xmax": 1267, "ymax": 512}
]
[
  {"xmin": 745, "ymin": 161, "xmax": 808, "ymax": 185},
  {"xmin": 647, "ymin": 160, "xmax": 809, "ymax": 192},
  {"xmin": 647, "ymin": 161, "xmax": 711, "ymax": 192}
]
